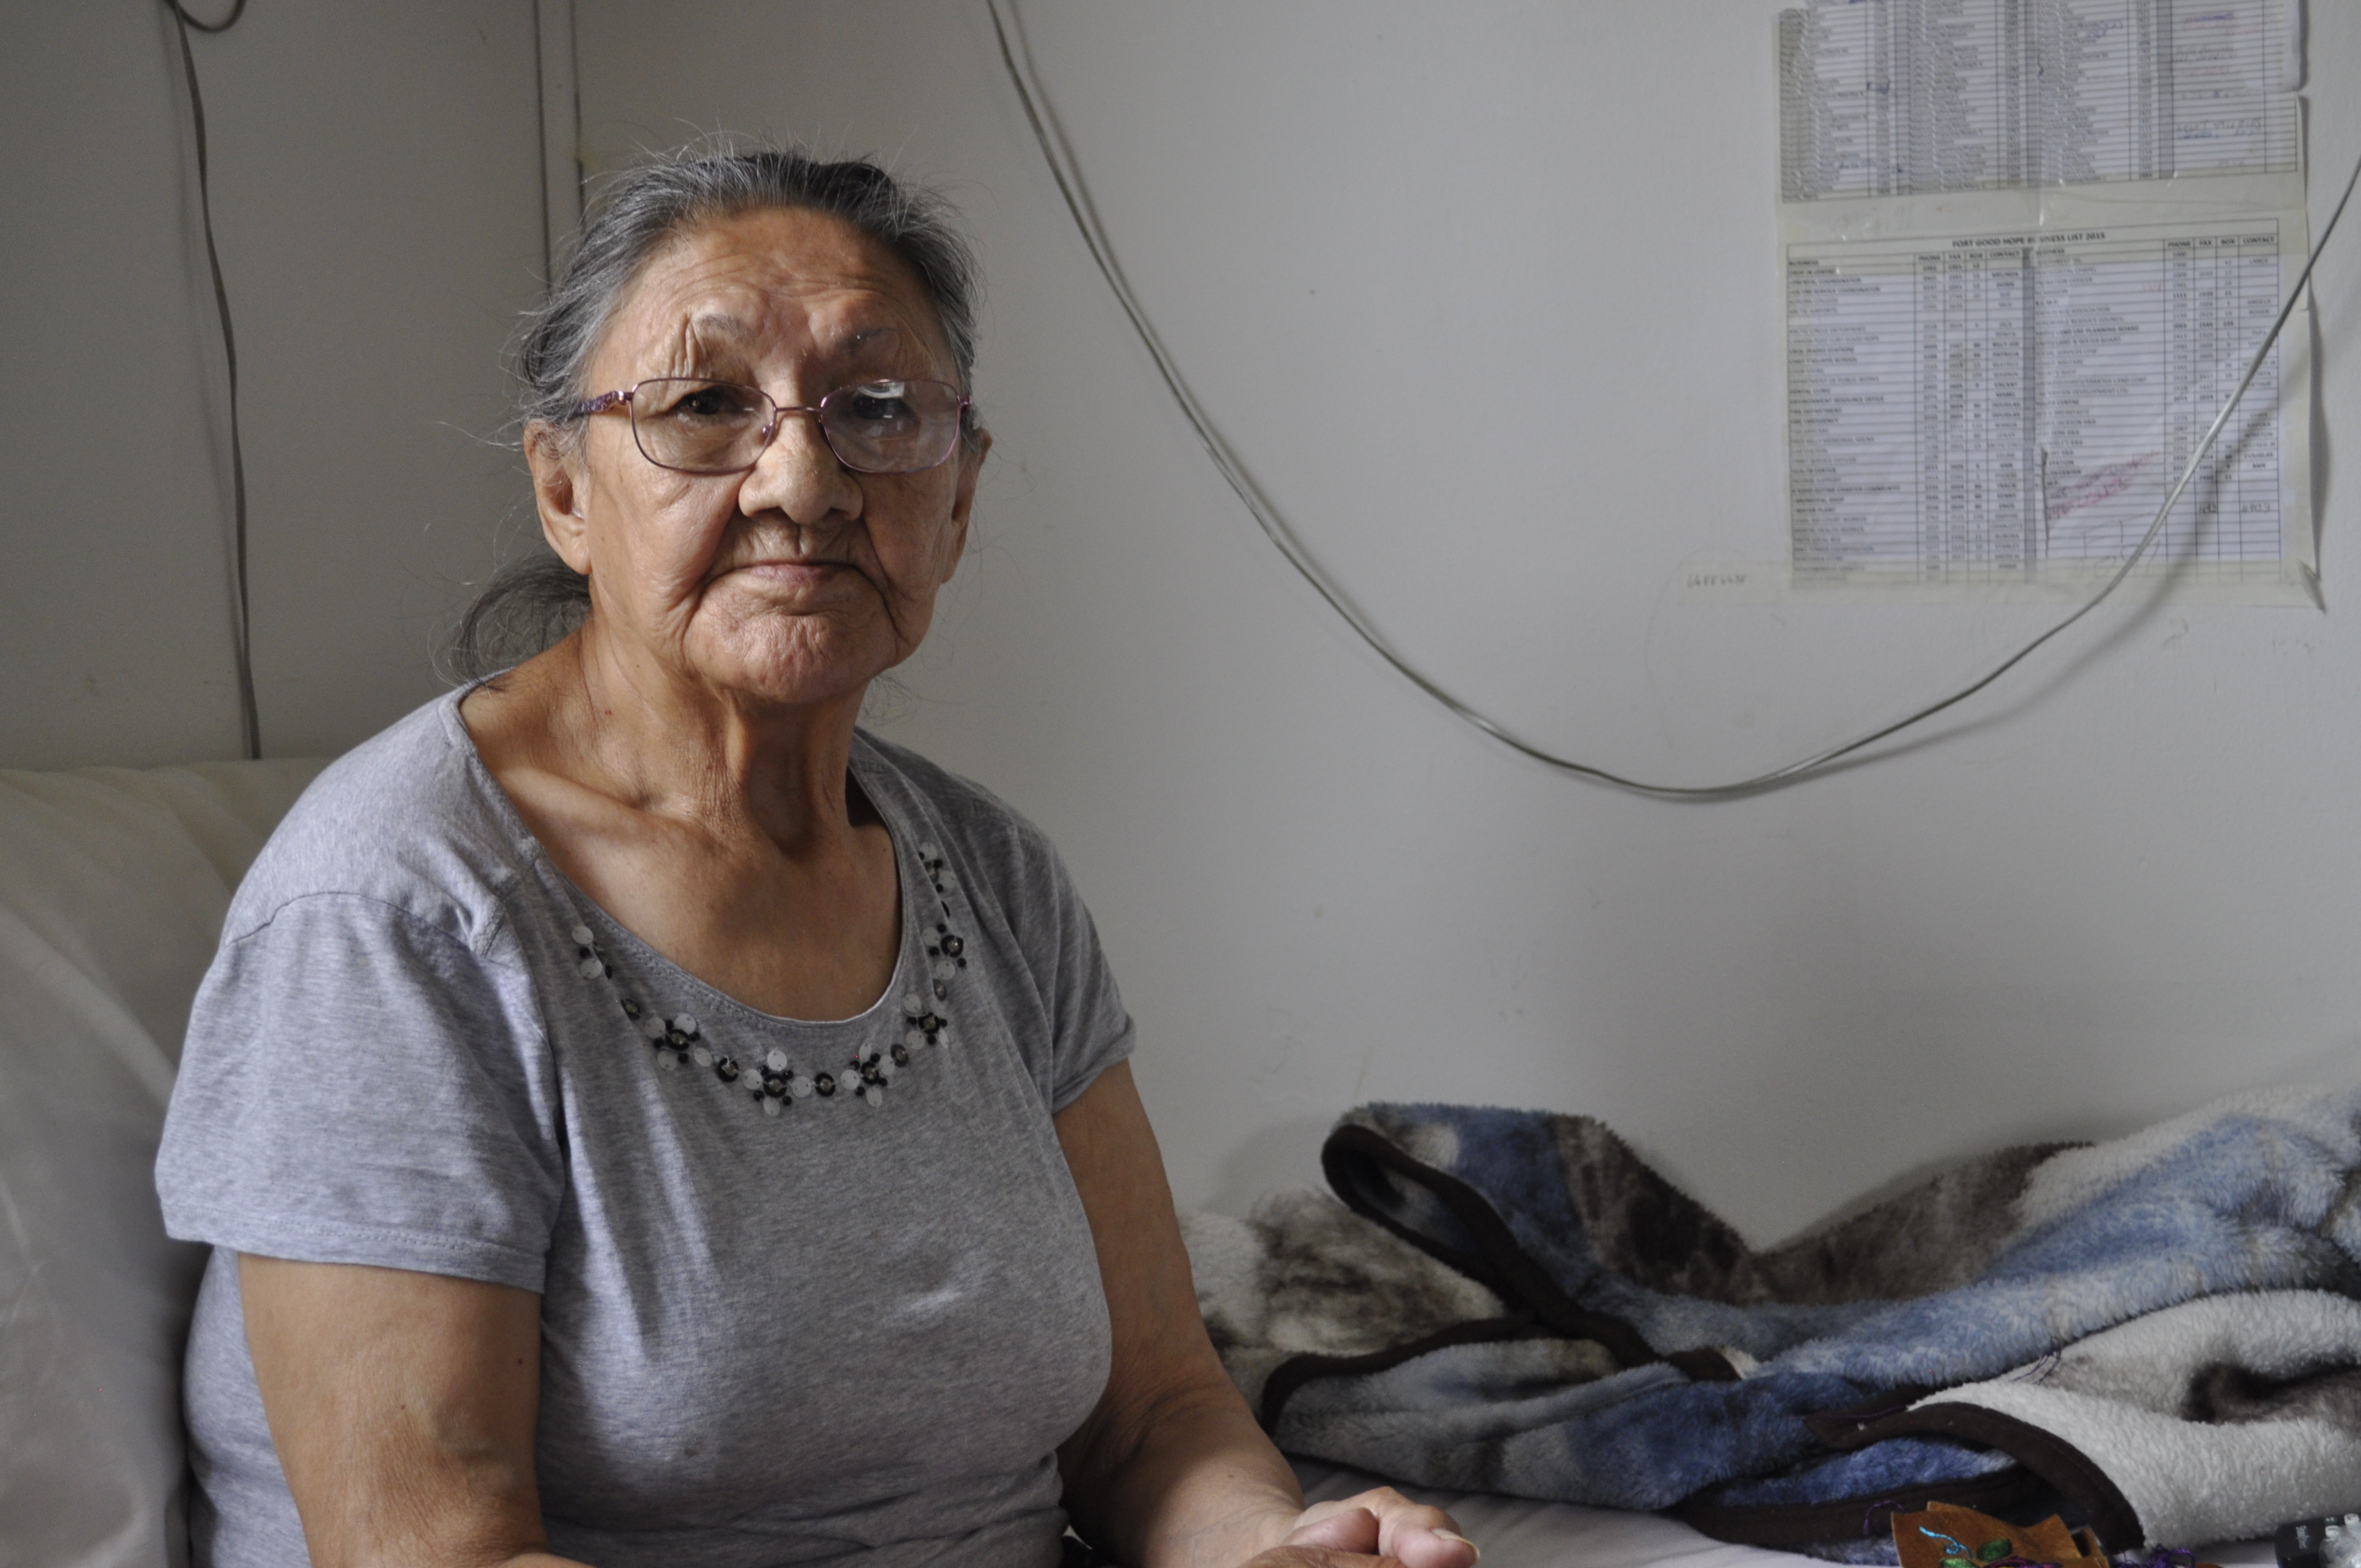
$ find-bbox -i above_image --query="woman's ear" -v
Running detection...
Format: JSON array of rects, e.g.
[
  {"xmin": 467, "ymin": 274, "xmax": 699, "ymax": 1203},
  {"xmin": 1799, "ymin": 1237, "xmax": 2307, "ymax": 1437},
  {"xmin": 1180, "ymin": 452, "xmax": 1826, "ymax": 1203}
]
[
  {"xmin": 940, "ymin": 427, "xmax": 991, "ymax": 579},
  {"xmin": 526, "ymin": 422, "xmax": 592, "ymax": 574}
]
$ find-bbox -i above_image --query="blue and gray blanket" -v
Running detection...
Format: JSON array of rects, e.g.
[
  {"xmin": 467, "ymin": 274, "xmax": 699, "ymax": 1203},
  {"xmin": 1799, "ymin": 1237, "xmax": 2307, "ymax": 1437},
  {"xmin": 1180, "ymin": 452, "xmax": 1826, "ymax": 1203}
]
[{"xmin": 1180, "ymin": 1087, "xmax": 2361, "ymax": 1554}]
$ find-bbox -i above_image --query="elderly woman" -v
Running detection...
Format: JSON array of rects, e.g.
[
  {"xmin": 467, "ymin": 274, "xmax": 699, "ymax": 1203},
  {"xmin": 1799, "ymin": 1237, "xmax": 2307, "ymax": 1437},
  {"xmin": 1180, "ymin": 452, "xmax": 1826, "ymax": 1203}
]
[{"xmin": 154, "ymin": 150, "xmax": 1476, "ymax": 1568}]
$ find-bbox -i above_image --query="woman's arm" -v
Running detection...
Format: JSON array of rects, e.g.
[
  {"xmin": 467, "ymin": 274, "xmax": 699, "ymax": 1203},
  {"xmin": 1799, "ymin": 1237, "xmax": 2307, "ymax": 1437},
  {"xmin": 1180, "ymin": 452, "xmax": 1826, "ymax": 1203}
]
[
  {"xmin": 240, "ymin": 1255, "xmax": 587, "ymax": 1568},
  {"xmin": 1054, "ymin": 1064, "xmax": 1478, "ymax": 1568}
]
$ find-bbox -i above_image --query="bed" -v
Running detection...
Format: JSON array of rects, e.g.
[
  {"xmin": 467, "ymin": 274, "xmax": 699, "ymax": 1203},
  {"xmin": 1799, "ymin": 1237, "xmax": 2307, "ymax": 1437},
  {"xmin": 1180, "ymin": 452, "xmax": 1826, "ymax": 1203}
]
[{"xmin": 1297, "ymin": 1464, "xmax": 2276, "ymax": 1568}]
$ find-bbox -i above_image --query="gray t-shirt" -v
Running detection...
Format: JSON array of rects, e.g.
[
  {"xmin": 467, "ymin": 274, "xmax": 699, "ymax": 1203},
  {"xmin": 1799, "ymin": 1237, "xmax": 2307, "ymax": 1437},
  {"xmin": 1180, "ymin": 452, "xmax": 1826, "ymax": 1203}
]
[{"xmin": 156, "ymin": 690, "xmax": 1134, "ymax": 1568}]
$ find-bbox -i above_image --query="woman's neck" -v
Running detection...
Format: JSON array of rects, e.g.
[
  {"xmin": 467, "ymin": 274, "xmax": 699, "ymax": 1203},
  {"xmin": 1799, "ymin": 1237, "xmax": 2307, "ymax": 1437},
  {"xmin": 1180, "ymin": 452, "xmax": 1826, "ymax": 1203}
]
[{"xmin": 541, "ymin": 621, "xmax": 875, "ymax": 856}]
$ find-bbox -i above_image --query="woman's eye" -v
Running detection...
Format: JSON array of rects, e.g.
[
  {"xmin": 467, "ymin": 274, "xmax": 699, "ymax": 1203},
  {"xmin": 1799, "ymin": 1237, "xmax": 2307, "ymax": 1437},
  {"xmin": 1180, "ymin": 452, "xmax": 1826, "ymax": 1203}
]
[
  {"xmin": 673, "ymin": 385, "xmax": 760, "ymax": 420},
  {"xmin": 839, "ymin": 386, "xmax": 914, "ymax": 425}
]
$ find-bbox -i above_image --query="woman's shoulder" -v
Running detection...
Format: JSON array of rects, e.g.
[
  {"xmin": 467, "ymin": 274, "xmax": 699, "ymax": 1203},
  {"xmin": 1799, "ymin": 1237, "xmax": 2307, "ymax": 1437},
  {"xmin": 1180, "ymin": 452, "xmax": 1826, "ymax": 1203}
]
[
  {"xmin": 852, "ymin": 732, "xmax": 1134, "ymax": 1103},
  {"xmin": 852, "ymin": 731, "xmax": 1062, "ymax": 868},
  {"xmin": 226, "ymin": 689, "xmax": 534, "ymax": 957},
  {"xmin": 851, "ymin": 732, "xmax": 1102, "ymax": 929}
]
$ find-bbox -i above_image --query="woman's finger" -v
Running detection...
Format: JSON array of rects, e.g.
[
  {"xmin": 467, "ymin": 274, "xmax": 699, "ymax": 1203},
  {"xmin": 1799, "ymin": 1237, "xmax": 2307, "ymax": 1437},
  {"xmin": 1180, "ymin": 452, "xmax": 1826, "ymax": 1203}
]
[
  {"xmin": 1245, "ymin": 1550, "xmax": 1395, "ymax": 1568},
  {"xmin": 1283, "ymin": 1504, "xmax": 1381, "ymax": 1554},
  {"xmin": 1390, "ymin": 1526, "xmax": 1479, "ymax": 1568},
  {"xmin": 1329, "ymin": 1488, "xmax": 1479, "ymax": 1568}
]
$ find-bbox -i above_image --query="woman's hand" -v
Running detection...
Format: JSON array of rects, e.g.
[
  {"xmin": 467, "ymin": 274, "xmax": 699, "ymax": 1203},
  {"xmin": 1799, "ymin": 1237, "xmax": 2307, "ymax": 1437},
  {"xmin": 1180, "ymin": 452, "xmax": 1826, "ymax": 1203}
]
[
  {"xmin": 1052, "ymin": 1068, "xmax": 1477, "ymax": 1568},
  {"xmin": 1252, "ymin": 1492, "xmax": 1478, "ymax": 1568}
]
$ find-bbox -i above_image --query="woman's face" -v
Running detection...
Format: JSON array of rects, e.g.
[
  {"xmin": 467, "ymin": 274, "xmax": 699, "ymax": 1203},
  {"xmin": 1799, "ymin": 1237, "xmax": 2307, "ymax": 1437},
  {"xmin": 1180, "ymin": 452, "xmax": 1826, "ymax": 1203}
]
[{"xmin": 534, "ymin": 206, "xmax": 986, "ymax": 712}]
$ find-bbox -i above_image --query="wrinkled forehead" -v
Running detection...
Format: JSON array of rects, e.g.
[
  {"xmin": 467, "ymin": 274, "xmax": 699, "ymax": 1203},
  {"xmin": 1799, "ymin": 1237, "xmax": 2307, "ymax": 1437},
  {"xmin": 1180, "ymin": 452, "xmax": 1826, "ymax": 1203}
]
[{"xmin": 595, "ymin": 206, "xmax": 953, "ymax": 383}]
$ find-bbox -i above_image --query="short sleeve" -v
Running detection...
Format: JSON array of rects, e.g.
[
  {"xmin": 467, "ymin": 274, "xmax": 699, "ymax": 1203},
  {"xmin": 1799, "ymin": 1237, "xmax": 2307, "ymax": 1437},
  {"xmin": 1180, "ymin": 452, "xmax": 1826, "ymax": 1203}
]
[
  {"xmin": 1036, "ymin": 843, "xmax": 1134, "ymax": 1112},
  {"xmin": 156, "ymin": 893, "xmax": 564, "ymax": 1293},
  {"xmin": 965, "ymin": 818, "xmax": 1134, "ymax": 1114}
]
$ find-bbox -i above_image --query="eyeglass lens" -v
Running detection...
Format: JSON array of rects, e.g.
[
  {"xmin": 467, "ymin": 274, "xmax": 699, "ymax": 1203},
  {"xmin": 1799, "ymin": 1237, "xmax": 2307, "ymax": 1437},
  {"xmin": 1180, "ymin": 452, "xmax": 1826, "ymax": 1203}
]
[{"xmin": 627, "ymin": 378, "xmax": 965, "ymax": 476}]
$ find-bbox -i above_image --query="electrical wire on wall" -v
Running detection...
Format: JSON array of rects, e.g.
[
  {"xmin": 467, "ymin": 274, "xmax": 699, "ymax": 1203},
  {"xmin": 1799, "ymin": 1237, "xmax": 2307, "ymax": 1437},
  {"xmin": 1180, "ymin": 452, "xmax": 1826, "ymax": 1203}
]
[
  {"xmin": 165, "ymin": 0, "xmax": 260, "ymax": 760},
  {"xmin": 987, "ymin": 0, "xmax": 2360, "ymax": 802}
]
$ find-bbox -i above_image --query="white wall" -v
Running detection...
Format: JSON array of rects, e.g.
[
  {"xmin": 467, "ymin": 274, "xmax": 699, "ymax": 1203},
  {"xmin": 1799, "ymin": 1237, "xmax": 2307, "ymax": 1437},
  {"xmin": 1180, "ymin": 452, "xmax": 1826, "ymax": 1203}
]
[
  {"xmin": 574, "ymin": 1, "xmax": 2361, "ymax": 1242},
  {"xmin": 11, "ymin": 3, "xmax": 2351, "ymax": 1247},
  {"xmin": 0, "ymin": 1, "xmax": 546, "ymax": 768}
]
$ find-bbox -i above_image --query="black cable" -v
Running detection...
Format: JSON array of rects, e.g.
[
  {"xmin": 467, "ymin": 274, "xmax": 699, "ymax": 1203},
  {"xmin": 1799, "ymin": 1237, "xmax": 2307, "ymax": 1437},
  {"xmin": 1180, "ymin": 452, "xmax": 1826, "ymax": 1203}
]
[
  {"xmin": 166, "ymin": 0, "xmax": 260, "ymax": 759},
  {"xmin": 171, "ymin": 0, "xmax": 244, "ymax": 34}
]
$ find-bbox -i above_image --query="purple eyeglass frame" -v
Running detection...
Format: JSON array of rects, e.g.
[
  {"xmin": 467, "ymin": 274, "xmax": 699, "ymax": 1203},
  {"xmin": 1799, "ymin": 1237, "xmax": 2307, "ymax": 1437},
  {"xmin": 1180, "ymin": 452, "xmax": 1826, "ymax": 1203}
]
[{"xmin": 568, "ymin": 376, "xmax": 973, "ymax": 477}]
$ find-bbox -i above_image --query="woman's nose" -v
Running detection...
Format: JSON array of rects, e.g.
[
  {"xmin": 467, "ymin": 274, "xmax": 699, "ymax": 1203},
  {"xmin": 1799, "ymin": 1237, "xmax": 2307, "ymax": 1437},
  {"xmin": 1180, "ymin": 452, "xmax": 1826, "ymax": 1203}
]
[{"xmin": 738, "ymin": 409, "xmax": 862, "ymax": 524}]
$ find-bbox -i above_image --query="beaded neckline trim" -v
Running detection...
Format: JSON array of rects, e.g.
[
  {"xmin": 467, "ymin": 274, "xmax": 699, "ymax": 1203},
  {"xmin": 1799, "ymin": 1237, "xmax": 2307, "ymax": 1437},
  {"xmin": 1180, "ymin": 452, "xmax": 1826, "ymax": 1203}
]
[{"xmin": 569, "ymin": 842, "xmax": 972, "ymax": 1119}]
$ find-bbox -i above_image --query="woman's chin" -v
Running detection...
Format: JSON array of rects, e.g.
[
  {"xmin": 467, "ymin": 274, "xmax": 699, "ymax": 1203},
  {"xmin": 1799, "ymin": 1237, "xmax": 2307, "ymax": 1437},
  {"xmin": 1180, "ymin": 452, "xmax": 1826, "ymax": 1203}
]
[{"xmin": 687, "ymin": 630, "xmax": 897, "ymax": 714}]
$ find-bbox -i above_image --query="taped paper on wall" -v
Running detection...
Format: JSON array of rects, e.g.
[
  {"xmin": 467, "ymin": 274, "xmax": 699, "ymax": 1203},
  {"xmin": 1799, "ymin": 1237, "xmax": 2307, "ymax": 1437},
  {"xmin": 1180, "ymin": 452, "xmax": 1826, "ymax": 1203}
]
[
  {"xmin": 1778, "ymin": 0, "xmax": 2302, "ymax": 202},
  {"xmin": 1774, "ymin": 0, "xmax": 2314, "ymax": 603}
]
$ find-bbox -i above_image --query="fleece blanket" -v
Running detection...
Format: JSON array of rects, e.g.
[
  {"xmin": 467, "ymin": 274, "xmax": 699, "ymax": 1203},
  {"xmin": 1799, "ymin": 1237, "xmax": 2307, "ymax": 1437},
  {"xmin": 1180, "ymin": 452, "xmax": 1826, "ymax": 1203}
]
[{"xmin": 1182, "ymin": 1088, "xmax": 2361, "ymax": 1554}]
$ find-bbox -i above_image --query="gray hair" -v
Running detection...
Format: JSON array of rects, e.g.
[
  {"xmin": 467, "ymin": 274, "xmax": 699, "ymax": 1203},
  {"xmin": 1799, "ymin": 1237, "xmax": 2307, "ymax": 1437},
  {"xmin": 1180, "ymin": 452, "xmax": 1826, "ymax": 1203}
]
[{"xmin": 452, "ymin": 144, "xmax": 984, "ymax": 680}]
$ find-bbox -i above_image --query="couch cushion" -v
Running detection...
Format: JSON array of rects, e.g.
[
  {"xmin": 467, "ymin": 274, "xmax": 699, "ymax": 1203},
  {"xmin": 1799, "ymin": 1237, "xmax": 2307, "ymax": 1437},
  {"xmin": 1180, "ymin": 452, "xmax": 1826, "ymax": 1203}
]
[{"xmin": 0, "ymin": 759, "xmax": 325, "ymax": 1568}]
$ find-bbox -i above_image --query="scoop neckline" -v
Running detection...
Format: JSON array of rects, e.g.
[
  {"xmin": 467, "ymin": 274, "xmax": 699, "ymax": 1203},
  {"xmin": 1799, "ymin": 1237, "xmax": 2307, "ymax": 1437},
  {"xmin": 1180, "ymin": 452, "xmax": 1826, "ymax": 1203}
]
[{"xmin": 439, "ymin": 684, "xmax": 921, "ymax": 1033}]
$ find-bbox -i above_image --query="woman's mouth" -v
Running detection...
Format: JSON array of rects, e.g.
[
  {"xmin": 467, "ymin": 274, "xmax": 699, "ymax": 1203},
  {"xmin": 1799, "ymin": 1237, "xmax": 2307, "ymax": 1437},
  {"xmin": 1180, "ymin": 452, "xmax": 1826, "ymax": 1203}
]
[{"xmin": 730, "ymin": 558, "xmax": 847, "ymax": 584}]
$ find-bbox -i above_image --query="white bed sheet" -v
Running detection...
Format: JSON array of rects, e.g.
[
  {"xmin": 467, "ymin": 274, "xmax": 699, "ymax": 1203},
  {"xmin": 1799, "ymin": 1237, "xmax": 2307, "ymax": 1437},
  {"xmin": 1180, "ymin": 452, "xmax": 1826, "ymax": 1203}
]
[{"xmin": 1294, "ymin": 1461, "xmax": 2278, "ymax": 1568}]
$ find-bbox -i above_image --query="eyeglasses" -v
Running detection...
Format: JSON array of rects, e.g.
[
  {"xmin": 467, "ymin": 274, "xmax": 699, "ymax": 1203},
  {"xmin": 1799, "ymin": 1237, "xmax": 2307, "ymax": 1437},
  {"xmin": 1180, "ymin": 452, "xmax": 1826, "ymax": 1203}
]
[{"xmin": 568, "ymin": 377, "xmax": 972, "ymax": 477}]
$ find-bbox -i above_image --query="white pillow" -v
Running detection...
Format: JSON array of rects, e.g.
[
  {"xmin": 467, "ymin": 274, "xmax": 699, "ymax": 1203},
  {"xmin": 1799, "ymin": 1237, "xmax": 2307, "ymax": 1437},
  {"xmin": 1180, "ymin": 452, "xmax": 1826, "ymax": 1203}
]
[{"xmin": 0, "ymin": 759, "xmax": 324, "ymax": 1568}]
